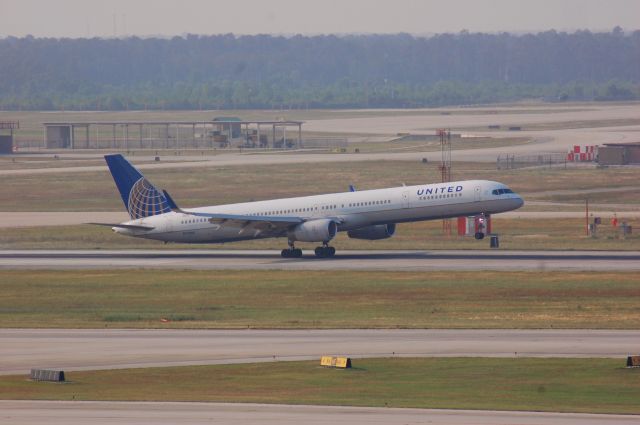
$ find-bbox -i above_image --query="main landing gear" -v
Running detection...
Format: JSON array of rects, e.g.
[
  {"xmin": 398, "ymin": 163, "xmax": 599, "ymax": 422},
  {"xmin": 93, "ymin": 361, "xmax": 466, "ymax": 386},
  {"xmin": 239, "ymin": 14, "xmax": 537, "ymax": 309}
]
[
  {"xmin": 314, "ymin": 243, "xmax": 335, "ymax": 258},
  {"xmin": 281, "ymin": 241, "xmax": 303, "ymax": 258},
  {"xmin": 281, "ymin": 242, "xmax": 336, "ymax": 258}
]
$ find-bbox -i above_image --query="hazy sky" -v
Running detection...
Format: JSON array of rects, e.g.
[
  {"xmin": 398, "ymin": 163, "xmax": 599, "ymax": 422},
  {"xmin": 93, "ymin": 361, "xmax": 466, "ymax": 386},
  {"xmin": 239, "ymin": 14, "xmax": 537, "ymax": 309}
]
[{"xmin": 1, "ymin": 0, "xmax": 638, "ymax": 38}]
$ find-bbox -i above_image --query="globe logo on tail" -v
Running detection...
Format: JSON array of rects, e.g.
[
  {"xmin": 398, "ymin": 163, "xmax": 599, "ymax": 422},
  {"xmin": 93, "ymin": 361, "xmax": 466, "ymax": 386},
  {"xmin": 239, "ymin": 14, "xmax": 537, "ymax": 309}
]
[{"xmin": 127, "ymin": 178, "xmax": 171, "ymax": 219}]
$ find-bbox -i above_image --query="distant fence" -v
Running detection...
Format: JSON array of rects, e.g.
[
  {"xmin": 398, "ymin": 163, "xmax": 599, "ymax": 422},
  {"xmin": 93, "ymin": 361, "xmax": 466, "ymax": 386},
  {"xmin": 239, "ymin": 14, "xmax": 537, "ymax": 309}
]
[
  {"xmin": 497, "ymin": 153, "xmax": 567, "ymax": 169},
  {"xmin": 302, "ymin": 137, "xmax": 348, "ymax": 149}
]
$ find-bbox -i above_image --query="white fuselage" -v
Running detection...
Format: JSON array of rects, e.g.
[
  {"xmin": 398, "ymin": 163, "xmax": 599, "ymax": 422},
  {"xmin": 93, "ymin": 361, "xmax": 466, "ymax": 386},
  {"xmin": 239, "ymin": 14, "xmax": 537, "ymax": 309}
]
[{"xmin": 115, "ymin": 179, "xmax": 523, "ymax": 243}]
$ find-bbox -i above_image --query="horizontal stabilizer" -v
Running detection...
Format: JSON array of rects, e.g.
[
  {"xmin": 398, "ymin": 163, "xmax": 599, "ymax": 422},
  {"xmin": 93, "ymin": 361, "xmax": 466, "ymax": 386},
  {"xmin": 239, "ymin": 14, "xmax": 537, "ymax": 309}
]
[{"xmin": 88, "ymin": 222, "xmax": 155, "ymax": 231}]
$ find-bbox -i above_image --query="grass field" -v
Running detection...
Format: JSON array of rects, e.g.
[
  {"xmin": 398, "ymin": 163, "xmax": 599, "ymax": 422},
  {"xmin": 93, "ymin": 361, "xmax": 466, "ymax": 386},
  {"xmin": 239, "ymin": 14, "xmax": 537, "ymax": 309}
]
[
  {"xmin": 320, "ymin": 136, "xmax": 529, "ymax": 153},
  {"xmin": 1, "ymin": 160, "xmax": 639, "ymax": 212},
  {"xmin": 546, "ymin": 189, "xmax": 640, "ymax": 204},
  {"xmin": 2, "ymin": 358, "xmax": 639, "ymax": 414},
  {"xmin": 0, "ymin": 156, "xmax": 162, "ymax": 171},
  {"xmin": 1, "ymin": 270, "xmax": 639, "ymax": 329},
  {"xmin": 2, "ymin": 217, "xmax": 638, "ymax": 250}
]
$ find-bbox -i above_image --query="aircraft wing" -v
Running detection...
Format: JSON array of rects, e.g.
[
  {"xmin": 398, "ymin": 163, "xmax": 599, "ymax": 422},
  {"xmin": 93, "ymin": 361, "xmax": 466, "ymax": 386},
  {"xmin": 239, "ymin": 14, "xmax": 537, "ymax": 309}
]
[
  {"xmin": 185, "ymin": 211, "xmax": 304, "ymax": 237},
  {"xmin": 162, "ymin": 189, "xmax": 304, "ymax": 236}
]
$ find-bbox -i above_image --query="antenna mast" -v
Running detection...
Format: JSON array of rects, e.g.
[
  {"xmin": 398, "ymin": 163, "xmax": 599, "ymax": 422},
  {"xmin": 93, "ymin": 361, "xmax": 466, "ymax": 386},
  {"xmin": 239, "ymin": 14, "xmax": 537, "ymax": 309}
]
[{"xmin": 438, "ymin": 128, "xmax": 452, "ymax": 235}]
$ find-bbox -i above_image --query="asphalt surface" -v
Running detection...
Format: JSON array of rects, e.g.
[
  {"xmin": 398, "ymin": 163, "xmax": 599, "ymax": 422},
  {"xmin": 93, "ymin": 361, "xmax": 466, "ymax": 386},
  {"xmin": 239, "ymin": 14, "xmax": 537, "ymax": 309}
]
[
  {"xmin": 303, "ymin": 103, "xmax": 640, "ymax": 136},
  {"xmin": 3, "ymin": 328, "xmax": 640, "ymax": 375},
  {"xmin": 2, "ymin": 401, "xmax": 637, "ymax": 425},
  {"xmin": 1, "ymin": 249, "xmax": 639, "ymax": 271}
]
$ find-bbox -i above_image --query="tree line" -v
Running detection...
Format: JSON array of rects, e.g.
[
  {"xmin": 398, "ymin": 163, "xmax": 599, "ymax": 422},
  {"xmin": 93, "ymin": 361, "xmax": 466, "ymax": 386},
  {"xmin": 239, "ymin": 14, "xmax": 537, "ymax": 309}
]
[{"xmin": 0, "ymin": 28, "xmax": 638, "ymax": 110}]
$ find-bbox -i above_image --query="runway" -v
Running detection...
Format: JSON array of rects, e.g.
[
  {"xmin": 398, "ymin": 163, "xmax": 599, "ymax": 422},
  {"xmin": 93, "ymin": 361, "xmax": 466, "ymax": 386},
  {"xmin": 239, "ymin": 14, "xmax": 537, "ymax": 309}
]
[
  {"xmin": 1, "ymin": 249, "xmax": 640, "ymax": 271},
  {"xmin": 3, "ymin": 328, "xmax": 639, "ymax": 375},
  {"xmin": 2, "ymin": 401, "xmax": 637, "ymax": 425}
]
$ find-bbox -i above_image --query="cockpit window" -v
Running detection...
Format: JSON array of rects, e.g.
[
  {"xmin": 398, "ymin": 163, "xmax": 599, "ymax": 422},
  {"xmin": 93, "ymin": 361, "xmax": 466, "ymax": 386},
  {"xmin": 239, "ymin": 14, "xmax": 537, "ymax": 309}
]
[{"xmin": 492, "ymin": 188, "xmax": 514, "ymax": 195}]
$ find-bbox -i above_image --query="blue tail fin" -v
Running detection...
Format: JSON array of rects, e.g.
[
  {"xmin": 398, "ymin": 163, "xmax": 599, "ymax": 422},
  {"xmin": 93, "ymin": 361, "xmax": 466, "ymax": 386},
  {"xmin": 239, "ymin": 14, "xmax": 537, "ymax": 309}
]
[{"xmin": 104, "ymin": 154, "xmax": 171, "ymax": 219}]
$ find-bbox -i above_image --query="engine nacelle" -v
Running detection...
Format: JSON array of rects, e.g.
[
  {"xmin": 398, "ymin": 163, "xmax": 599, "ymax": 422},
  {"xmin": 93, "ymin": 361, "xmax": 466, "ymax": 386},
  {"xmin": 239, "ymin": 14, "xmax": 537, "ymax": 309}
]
[
  {"xmin": 289, "ymin": 219, "xmax": 337, "ymax": 242},
  {"xmin": 347, "ymin": 223, "xmax": 396, "ymax": 240}
]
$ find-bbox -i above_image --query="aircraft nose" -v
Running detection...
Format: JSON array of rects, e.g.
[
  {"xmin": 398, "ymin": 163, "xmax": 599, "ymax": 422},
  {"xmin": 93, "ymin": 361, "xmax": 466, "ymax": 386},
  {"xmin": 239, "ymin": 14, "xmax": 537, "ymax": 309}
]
[{"xmin": 514, "ymin": 196, "xmax": 524, "ymax": 209}]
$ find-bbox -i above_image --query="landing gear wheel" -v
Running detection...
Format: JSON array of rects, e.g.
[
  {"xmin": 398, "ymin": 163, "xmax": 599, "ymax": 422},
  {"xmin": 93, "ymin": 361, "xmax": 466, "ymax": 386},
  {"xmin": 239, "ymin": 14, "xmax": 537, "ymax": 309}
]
[
  {"xmin": 282, "ymin": 242, "xmax": 303, "ymax": 258},
  {"xmin": 314, "ymin": 246, "xmax": 336, "ymax": 258}
]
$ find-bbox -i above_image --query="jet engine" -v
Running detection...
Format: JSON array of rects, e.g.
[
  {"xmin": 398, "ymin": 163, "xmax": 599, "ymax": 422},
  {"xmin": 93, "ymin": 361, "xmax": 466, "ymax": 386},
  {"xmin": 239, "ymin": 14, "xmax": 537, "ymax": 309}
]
[
  {"xmin": 347, "ymin": 223, "xmax": 396, "ymax": 240},
  {"xmin": 289, "ymin": 219, "xmax": 337, "ymax": 242}
]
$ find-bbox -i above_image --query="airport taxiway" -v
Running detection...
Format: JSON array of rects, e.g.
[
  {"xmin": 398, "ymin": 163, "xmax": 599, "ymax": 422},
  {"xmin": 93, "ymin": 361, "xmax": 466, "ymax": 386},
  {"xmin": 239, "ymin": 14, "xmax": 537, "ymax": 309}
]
[
  {"xmin": 3, "ymin": 328, "xmax": 640, "ymax": 375},
  {"xmin": 2, "ymin": 401, "xmax": 637, "ymax": 425},
  {"xmin": 1, "ymin": 249, "xmax": 639, "ymax": 271}
]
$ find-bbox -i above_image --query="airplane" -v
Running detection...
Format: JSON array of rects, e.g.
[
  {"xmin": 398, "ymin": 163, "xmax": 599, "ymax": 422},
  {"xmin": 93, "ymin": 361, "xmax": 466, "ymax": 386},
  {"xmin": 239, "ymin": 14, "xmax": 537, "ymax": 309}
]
[{"xmin": 93, "ymin": 154, "xmax": 524, "ymax": 258}]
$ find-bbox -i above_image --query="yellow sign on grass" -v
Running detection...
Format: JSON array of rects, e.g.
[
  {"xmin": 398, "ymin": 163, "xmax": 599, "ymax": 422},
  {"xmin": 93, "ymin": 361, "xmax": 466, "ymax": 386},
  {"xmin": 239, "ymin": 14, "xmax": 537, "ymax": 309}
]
[{"xmin": 320, "ymin": 356, "xmax": 352, "ymax": 368}]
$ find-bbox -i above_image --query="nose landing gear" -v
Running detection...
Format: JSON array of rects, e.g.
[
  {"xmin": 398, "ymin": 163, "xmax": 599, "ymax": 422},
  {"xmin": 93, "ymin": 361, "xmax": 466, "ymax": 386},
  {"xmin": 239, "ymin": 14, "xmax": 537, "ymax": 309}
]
[{"xmin": 474, "ymin": 213, "xmax": 488, "ymax": 240}]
